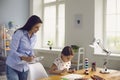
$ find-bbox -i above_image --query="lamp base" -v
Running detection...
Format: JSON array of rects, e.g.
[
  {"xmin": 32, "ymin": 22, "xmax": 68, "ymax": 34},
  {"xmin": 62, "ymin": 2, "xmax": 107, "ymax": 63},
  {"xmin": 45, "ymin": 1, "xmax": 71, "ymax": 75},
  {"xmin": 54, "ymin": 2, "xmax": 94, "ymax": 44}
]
[{"xmin": 100, "ymin": 69, "xmax": 110, "ymax": 74}]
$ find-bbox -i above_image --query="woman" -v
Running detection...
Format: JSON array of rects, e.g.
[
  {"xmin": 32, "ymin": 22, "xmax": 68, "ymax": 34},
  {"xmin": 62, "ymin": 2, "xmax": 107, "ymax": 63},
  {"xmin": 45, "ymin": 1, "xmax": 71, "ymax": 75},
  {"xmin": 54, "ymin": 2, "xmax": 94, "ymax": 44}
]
[{"xmin": 6, "ymin": 15, "xmax": 42, "ymax": 80}]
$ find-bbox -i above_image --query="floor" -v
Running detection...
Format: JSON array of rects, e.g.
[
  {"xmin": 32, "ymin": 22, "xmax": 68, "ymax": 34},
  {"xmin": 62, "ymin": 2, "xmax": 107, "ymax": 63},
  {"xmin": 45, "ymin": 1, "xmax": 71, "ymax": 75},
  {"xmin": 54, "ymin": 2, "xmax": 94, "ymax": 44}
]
[{"xmin": 0, "ymin": 75, "xmax": 6, "ymax": 80}]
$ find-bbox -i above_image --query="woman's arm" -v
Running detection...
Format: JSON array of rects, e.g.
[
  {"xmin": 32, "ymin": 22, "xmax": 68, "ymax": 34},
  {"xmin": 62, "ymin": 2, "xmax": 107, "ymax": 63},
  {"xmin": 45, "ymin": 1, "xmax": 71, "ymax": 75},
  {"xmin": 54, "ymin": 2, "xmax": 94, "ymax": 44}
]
[
  {"xmin": 10, "ymin": 30, "xmax": 34, "ymax": 62},
  {"xmin": 10, "ymin": 30, "xmax": 24, "ymax": 57},
  {"xmin": 49, "ymin": 64, "xmax": 67, "ymax": 74}
]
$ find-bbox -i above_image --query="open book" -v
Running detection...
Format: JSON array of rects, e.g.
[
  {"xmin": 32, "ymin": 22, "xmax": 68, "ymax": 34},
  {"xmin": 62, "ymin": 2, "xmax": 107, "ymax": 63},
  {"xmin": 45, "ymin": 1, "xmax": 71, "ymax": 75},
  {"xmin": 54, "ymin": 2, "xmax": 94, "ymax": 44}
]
[{"xmin": 61, "ymin": 74, "xmax": 84, "ymax": 80}]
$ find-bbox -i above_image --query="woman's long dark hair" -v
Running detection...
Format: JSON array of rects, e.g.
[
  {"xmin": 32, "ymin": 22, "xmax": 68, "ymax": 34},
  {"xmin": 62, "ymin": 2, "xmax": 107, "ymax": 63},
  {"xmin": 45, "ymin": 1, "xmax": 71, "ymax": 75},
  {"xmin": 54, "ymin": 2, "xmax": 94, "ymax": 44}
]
[{"xmin": 15, "ymin": 15, "xmax": 42, "ymax": 32}]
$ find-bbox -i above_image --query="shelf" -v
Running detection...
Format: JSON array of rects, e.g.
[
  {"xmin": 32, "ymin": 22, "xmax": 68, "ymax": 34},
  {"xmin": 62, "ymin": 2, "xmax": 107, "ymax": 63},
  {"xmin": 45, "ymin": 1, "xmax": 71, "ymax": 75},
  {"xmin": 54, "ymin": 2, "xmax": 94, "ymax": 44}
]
[
  {"xmin": 71, "ymin": 61, "xmax": 78, "ymax": 64},
  {"xmin": 71, "ymin": 63, "xmax": 83, "ymax": 67},
  {"xmin": 3, "ymin": 39, "xmax": 11, "ymax": 40},
  {"xmin": 0, "ymin": 26, "xmax": 13, "ymax": 56},
  {"xmin": 72, "ymin": 61, "xmax": 83, "ymax": 64},
  {"xmin": 2, "ymin": 48, "xmax": 10, "ymax": 51},
  {"xmin": 5, "ymin": 48, "xmax": 10, "ymax": 51},
  {"xmin": 71, "ymin": 63, "xmax": 84, "ymax": 68},
  {"xmin": 71, "ymin": 48, "xmax": 85, "ymax": 70}
]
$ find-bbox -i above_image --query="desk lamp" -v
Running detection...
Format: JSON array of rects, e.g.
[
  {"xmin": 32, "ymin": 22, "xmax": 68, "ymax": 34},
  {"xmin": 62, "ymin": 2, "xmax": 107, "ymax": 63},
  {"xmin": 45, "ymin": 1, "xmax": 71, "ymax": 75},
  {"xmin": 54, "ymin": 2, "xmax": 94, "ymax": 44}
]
[{"xmin": 89, "ymin": 39, "xmax": 111, "ymax": 74}]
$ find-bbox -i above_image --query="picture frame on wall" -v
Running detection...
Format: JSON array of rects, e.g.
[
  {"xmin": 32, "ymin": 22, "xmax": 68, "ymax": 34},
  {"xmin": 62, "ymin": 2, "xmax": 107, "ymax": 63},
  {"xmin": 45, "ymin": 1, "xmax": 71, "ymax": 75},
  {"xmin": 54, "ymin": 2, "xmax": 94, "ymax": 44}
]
[{"xmin": 74, "ymin": 14, "xmax": 82, "ymax": 28}]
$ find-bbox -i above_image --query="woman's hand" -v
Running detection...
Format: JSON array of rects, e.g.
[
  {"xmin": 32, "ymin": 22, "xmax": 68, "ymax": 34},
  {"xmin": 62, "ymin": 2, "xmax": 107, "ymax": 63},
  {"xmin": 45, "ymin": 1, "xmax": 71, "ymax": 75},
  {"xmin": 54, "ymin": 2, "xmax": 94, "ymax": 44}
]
[{"xmin": 20, "ymin": 56, "xmax": 34, "ymax": 62}]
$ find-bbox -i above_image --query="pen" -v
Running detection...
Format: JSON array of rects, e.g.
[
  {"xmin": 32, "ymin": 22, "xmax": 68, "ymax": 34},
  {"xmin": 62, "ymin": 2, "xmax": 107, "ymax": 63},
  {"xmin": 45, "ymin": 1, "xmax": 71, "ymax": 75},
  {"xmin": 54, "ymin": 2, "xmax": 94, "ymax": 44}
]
[{"xmin": 25, "ymin": 52, "xmax": 32, "ymax": 57}]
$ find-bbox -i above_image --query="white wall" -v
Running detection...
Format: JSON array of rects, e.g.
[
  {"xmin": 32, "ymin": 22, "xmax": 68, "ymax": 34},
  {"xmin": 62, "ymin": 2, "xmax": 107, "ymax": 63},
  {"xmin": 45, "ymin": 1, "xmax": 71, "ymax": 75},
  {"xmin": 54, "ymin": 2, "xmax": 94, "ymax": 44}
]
[
  {"xmin": 65, "ymin": 0, "xmax": 94, "ymax": 59},
  {"xmin": 65, "ymin": 0, "xmax": 120, "ymax": 70},
  {"xmin": 65, "ymin": 0, "xmax": 95, "ymax": 68},
  {"xmin": 0, "ymin": 0, "xmax": 30, "ymax": 26}
]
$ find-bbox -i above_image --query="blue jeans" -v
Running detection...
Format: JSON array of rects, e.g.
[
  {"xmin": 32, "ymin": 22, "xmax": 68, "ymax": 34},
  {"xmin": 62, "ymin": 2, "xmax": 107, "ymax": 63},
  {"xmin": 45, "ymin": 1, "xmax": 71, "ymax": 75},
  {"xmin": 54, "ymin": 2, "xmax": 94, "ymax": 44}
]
[{"xmin": 6, "ymin": 65, "xmax": 29, "ymax": 80}]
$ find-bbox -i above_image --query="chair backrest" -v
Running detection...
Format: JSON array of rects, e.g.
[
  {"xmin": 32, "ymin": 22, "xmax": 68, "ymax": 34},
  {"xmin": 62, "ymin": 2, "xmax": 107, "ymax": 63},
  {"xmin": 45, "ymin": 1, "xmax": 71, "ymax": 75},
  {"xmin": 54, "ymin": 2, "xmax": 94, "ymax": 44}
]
[{"xmin": 28, "ymin": 62, "xmax": 48, "ymax": 80}]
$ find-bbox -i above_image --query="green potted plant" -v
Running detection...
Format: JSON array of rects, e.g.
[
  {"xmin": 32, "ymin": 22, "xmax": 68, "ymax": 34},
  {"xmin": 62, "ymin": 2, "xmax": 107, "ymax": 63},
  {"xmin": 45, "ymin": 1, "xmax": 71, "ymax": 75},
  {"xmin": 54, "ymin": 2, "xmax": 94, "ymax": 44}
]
[
  {"xmin": 8, "ymin": 21, "xmax": 14, "ymax": 29},
  {"xmin": 47, "ymin": 41, "xmax": 53, "ymax": 50},
  {"xmin": 71, "ymin": 45, "xmax": 80, "ymax": 53}
]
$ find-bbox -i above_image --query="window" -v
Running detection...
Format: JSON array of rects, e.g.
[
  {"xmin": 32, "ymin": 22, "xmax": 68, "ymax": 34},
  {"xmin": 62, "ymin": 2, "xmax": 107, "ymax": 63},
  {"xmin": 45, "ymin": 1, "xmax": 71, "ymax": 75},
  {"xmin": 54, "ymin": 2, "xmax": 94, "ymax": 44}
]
[
  {"xmin": 42, "ymin": 0, "xmax": 65, "ymax": 48},
  {"xmin": 44, "ymin": 0, "xmax": 56, "ymax": 3},
  {"xmin": 104, "ymin": 0, "xmax": 120, "ymax": 53}
]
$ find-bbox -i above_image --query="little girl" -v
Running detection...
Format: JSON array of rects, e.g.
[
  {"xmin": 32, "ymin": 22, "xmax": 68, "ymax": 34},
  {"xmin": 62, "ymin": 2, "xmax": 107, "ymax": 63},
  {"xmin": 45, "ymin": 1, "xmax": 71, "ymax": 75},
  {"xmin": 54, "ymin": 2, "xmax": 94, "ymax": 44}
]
[{"xmin": 49, "ymin": 46, "xmax": 74, "ymax": 74}]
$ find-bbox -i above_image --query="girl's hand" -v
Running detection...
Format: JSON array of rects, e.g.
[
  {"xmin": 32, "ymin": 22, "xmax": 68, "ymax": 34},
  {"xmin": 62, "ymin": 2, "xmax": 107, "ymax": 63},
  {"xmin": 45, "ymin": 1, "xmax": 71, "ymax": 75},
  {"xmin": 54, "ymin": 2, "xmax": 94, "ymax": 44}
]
[
  {"xmin": 68, "ymin": 68, "xmax": 76, "ymax": 73},
  {"xmin": 61, "ymin": 68, "xmax": 68, "ymax": 73}
]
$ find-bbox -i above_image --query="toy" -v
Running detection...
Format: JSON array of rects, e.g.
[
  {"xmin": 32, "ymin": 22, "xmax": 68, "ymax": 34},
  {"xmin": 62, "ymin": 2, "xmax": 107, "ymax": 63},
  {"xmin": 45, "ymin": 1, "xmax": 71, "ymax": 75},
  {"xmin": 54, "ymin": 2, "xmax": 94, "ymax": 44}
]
[{"xmin": 84, "ymin": 58, "xmax": 89, "ymax": 75}]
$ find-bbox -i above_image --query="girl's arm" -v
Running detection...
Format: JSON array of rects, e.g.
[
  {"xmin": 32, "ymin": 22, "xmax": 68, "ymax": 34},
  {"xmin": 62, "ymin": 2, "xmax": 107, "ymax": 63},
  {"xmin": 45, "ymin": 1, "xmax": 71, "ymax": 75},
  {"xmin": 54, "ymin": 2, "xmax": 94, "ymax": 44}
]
[{"xmin": 49, "ymin": 64, "xmax": 67, "ymax": 74}]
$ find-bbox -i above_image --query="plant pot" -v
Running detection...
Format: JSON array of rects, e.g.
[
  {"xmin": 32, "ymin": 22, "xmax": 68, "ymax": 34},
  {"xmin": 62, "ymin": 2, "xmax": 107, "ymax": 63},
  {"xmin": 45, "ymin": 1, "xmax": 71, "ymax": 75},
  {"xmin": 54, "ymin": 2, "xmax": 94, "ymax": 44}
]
[{"xmin": 49, "ymin": 47, "xmax": 52, "ymax": 50}]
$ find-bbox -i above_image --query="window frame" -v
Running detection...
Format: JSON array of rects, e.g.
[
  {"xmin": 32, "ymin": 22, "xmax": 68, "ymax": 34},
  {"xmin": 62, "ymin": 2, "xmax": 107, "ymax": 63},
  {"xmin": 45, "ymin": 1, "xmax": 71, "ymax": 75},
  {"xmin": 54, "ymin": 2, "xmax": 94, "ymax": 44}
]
[
  {"xmin": 41, "ymin": 0, "xmax": 65, "ymax": 49},
  {"xmin": 103, "ymin": 0, "xmax": 120, "ymax": 53},
  {"xmin": 103, "ymin": 0, "xmax": 107, "ymax": 48}
]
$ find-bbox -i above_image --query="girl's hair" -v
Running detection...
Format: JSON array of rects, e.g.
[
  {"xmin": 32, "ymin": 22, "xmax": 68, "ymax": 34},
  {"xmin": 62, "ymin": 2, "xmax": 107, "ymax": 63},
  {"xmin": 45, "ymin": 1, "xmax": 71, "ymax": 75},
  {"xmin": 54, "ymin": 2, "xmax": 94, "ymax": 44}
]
[
  {"xmin": 61, "ymin": 46, "xmax": 74, "ymax": 56},
  {"xmin": 15, "ymin": 15, "xmax": 42, "ymax": 32}
]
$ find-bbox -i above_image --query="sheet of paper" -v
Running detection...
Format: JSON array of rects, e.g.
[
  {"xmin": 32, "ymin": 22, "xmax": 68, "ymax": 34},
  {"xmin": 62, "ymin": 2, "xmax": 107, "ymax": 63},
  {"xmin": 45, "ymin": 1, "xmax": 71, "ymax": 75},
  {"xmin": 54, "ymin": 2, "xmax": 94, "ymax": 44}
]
[
  {"xmin": 61, "ymin": 74, "xmax": 84, "ymax": 80},
  {"xmin": 18, "ymin": 60, "xmax": 27, "ymax": 64}
]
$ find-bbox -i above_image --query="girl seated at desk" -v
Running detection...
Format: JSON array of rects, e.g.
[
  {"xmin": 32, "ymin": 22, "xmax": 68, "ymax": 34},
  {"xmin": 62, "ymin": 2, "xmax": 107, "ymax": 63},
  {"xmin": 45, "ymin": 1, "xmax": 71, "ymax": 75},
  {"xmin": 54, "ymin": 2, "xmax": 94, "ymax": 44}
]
[{"xmin": 49, "ymin": 46, "xmax": 75, "ymax": 74}]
